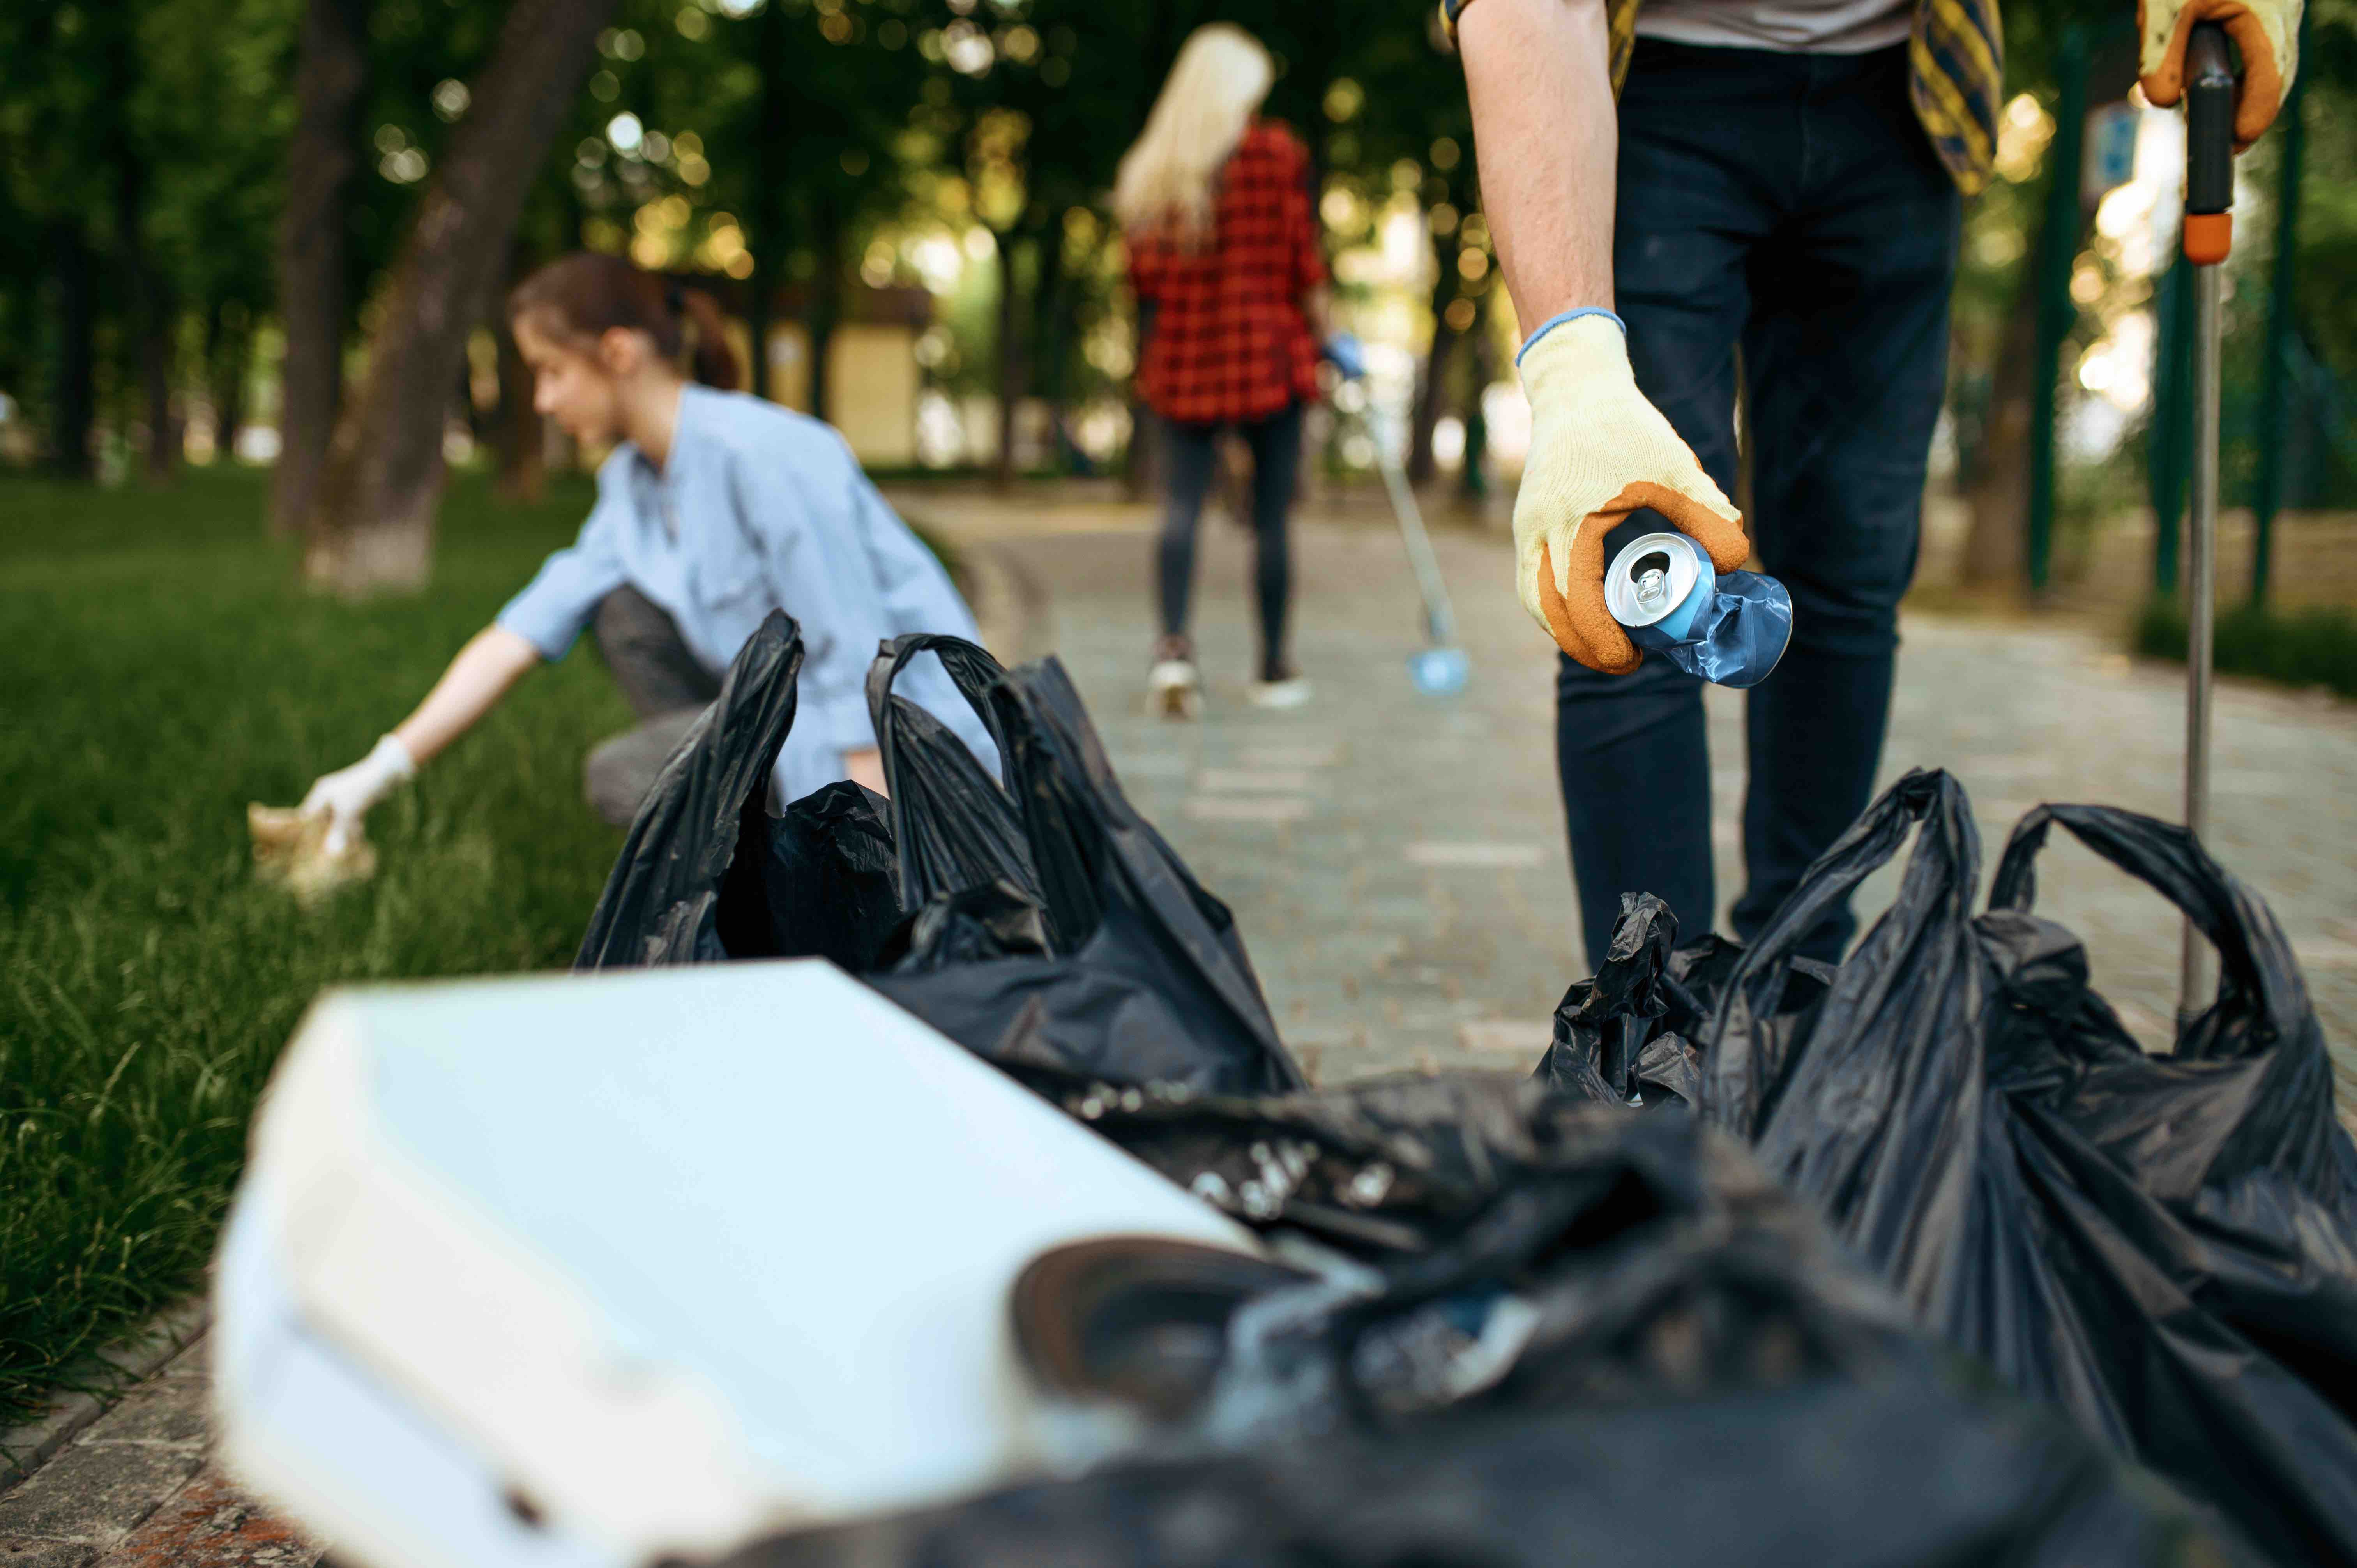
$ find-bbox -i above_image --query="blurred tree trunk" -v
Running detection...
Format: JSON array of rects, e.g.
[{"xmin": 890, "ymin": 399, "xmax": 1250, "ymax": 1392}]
[
  {"xmin": 1124, "ymin": 389, "xmax": 1156, "ymax": 500},
  {"xmin": 807, "ymin": 198, "xmax": 843, "ymax": 425},
  {"xmin": 274, "ymin": 0, "xmax": 368, "ymax": 536},
  {"xmin": 1030, "ymin": 228, "xmax": 1071, "ymax": 464},
  {"xmin": 205, "ymin": 299, "xmax": 254, "ymax": 460},
  {"xmin": 744, "ymin": 0, "xmax": 791, "ymax": 404},
  {"xmin": 1124, "ymin": 298, "xmax": 1157, "ymax": 501},
  {"xmin": 1960, "ymin": 283, "xmax": 2038, "ymax": 584},
  {"xmin": 1457, "ymin": 288, "xmax": 1493, "ymax": 503},
  {"xmin": 141, "ymin": 285, "xmax": 179, "ymax": 482},
  {"xmin": 305, "ymin": 0, "xmax": 615, "ymax": 594},
  {"xmin": 48, "ymin": 222, "xmax": 97, "ymax": 480},
  {"xmin": 491, "ymin": 224, "xmax": 546, "ymax": 498},
  {"xmin": 118, "ymin": 151, "xmax": 178, "ymax": 483},
  {"xmin": 493, "ymin": 318, "xmax": 544, "ymax": 501},
  {"xmin": 991, "ymin": 224, "xmax": 1026, "ymax": 490},
  {"xmin": 1408, "ymin": 268, "xmax": 1463, "ymax": 485}
]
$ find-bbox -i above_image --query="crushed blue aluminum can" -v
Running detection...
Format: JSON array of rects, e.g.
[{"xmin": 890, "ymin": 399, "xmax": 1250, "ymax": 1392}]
[{"xmin": 1603, "ymin": 531, "xmax": 1792, "ymax": 689}]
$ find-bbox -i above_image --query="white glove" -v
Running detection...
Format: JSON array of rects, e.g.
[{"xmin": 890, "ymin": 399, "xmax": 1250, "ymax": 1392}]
[
  {"xmin": 1512, "ymin": 311, "xmax": 1750, "ymax": 673},
  {"xmin": 300, "ymin": 734, "xmax": 415, "ymax": 853}
]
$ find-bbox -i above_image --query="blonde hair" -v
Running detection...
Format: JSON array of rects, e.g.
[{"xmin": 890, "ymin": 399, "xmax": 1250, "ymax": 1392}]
[{"xmin": 1112, "ymin": 24, "xmax": 1276, "ymax": 247}]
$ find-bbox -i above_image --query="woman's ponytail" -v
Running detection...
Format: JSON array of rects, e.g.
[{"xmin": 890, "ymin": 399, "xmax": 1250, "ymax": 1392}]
[
  {"xmin": 675, "ymin": 286, "xmax": 740, "ymax": 390},
  {"xmin": 511, "ymin": 252, "xmax": 740, "ymax": 390}
]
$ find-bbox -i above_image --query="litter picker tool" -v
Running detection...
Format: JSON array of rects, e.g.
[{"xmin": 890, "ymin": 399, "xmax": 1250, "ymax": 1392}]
[
  {"xmin": 2179, "ymin": 21, "xmax": 2234, "ymax": 1021},
  {"xmin": 1329, "ymin": 347, "xmax": 1471, "ymax": 697}
]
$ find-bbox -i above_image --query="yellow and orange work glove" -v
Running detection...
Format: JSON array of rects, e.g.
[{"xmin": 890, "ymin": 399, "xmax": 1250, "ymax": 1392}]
[
  {"xmin": 1511, "ymin": 310, "xmax": 1750, "ymax": 673},
  {"xmin": 2138, "ymin": 0, "xmax": 2302, "ymax": 150}
]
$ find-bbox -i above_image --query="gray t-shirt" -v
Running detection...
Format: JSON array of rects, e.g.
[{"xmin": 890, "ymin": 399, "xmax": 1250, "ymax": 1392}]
[{"xmin": 1634, "ymin": 0, "xmax": 1912, "ymax": 53}]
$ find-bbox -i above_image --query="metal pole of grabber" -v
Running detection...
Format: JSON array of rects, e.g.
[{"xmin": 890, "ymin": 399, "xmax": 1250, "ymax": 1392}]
[{"xmin": 2179, "ymin": 22, "xmax": 2235, "ymax": 1022}]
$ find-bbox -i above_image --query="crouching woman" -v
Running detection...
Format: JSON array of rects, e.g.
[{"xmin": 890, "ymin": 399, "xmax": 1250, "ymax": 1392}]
[{"xmin": 299, "ymin": 251, "xmax": 995, "ymax": 844}]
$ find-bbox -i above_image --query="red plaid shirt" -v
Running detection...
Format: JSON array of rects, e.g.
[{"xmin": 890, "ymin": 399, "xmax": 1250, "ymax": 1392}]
[{"xmin": 1128, "ymin": 120, "xmax": 1326, "ymax": 426}]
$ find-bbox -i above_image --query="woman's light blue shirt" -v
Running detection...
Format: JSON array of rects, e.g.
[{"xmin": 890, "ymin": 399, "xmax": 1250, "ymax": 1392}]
[{"xmin": 495, "ymin": 385, "xmax": 999, "ymax": 808}]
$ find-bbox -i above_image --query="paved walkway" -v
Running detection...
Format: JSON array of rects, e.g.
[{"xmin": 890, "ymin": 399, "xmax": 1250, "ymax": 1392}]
[{"xmin": 900, "ymin": 484, "xmax": 2357, "ymax": 1103}]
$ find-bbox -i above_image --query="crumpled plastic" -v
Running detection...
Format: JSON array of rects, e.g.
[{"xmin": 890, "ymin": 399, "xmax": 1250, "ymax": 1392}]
[
  {"xmin": 740, "ymin": 779, "xmax": 901, "ymax": 973},
  {"xmin": 712, "ymin": 1083, "xmax": 2260, "ymax": 1568},
  {"xmin": 1542, "ymin": 768, "xmax": 2357, "ymax": 1568}
]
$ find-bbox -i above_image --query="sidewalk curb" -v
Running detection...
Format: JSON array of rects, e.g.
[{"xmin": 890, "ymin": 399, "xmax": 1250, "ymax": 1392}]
[{"xmin": 0, "ymin": 1299, "xmax": 209, "ymax": 1500}]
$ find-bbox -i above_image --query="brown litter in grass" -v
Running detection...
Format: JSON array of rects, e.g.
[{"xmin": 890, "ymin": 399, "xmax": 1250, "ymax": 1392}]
[{"xmin": 246, "ymin": 804, "xmax": 378, "ymax": 906}]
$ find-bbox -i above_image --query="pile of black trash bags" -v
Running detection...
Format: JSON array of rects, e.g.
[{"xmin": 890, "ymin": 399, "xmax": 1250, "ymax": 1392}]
[{"xmin": 581, "ymin": 613, "xmax": 2357, "ymax": 1568}]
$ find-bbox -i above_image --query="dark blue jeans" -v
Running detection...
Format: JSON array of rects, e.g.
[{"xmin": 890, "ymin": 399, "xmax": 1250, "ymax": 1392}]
[{"xmin": 1556, "ymin": 39, "xmax": 1960, "ymax": 967}]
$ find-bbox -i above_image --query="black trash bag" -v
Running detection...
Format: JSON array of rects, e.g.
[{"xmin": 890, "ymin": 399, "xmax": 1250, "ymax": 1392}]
[
  {"xmin": 873, "ymin": 880, "xmax": 1051, "ymax": 973},
  {"xmin": 724, "ymin": 1375, "xmax": 2249, "ymax": 1568},
  {"xmin": 863, "ymin": 638, "xmax": 1303, "ymax": 1098},
  {"xmin": 1670, "ymin": 768, "xmax": 2357, "ymax": 1568},
  {"xmin": 714, "ymin": 1090, "xmax": 2257, "ymax": 1568},
  {"xmin": 1530, "ymin": 893, "xmax": 1836, "ymax": 1110},
  {"xmin": 576, "ymin": 611, "xmax": 803, "ymax": 968},
  {"xmin": 866, "ymin": 633, "xmax": 1039, "ymax": 917},
  {"xmin": 745, "ymin": 780, "xmax": 902, "ymax": 973}
]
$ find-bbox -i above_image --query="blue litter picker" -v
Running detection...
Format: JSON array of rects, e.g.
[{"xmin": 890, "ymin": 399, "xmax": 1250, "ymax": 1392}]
[
  {"xmin": 1328, "ymin": 337, "xmax": 1471, "ymax": 698},
  {"xmin": 1374, "ymin": 418, "xmax": 1475, "ymax": 698}
]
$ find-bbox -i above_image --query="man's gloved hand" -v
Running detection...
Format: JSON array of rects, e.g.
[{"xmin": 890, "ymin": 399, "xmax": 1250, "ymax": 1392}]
[
  {"xmin": 300, "ymin": 734, "xmax": 415, "ymax": 853},
  {"xmin": 1512, "ymin": 311, "xmax": 1749, "ymax": 673},
  {"xmin": 2140, "ymin": 0, "xmax": 2301, "ymax": 149}
]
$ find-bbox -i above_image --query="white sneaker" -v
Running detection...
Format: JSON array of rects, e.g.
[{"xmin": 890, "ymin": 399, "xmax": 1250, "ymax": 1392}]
[
  {"xmin": 1247, "ymin": 675, "xmax": 1313, "ymax": 710},
  {"xmin": 1148, "ymin": 658, "xmax": 1203, "ymax": 720}
]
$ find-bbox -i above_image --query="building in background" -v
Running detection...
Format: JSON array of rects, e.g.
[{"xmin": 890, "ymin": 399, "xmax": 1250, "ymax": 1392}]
[{"xmin": 720, "ymin": 283, "xmax": 932, "ymax": 468}]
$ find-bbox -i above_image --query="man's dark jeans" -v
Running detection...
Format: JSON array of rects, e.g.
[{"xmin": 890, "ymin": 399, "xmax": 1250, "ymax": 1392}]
[{"xmin": 1556, "ymin": 38, "xmax": 1960, "ymax": 966}]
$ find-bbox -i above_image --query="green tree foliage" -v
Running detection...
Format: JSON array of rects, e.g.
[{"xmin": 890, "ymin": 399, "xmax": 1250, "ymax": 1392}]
[
  {"xmin": 6, "ymin": 0, "xmax": 2349, "ymax": 525},
  {"xmin": 0, "ymin": 1, "xmax": 296, "ymax": 474}
]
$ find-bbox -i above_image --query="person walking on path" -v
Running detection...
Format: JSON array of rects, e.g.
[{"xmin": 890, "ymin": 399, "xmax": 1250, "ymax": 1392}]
[
  {"xmin": 1117, "ymin": 23, "xmax": 1333, "ymax": 718},
  {"xmin": 297, "ymin": 252, "xmax": 996, "ymax": 844},
  {"xmin": 1449, "ymin": 0, "xmax": 2300, "ymax": 965}
]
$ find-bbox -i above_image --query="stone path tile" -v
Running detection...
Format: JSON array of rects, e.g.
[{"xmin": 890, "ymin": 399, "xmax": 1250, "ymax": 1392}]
[
  {"xmin": 0, "ymin": 1306, "xmax": 208, "ymax": 1499},
  {"xmin": 909, "ymin": 490, "xmax": 2357, "ymax": 1097},
  {"xmin": 90, "ymin": 1469, "xmax": 316, "ymax": 1568},
  {"xmin": 0, "ymin": 1329, "xmax": 317, "ymax": 1568}
]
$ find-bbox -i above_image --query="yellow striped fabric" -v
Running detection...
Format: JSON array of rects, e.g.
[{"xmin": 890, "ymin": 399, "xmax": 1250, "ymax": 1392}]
[
  {"xmin": 1440, "ymin": 0, "xmax": 2002, "ymax": 193},
  {"xmin": 1907, "ymin": 0, "xmax": 2003, "ymax": 193}
]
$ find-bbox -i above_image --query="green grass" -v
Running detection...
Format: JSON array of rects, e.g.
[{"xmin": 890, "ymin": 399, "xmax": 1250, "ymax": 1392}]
[
  {"xmin": 2133, "ymin": 595, "xmax": 2357, "ymax": 700},
  {"xmin": 0, "ymin": 466, "xmax": 634, "ymax": 1420}
]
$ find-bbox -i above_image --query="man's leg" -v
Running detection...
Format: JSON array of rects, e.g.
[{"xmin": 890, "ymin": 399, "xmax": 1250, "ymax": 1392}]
[
  {"xmin": 1731, "ymin": 46, "xmax": 1961, "ymax": 960},
  {"xmin": 1241, "ymin": 402, "xmax": 1304, "ymax": 679},
  {"xmin": 1557, "ymin": 39, "xmax": 1776, "ymax": 966},
  {"xmin": 1155, "ymin": 419, "xmax": 1219, "ymax": 641}
]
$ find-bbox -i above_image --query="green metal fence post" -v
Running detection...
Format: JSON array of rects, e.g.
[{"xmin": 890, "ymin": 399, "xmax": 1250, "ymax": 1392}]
[
  {"xmin": 2026, "ymin": 26, "xmax": 2089, "ymax": 596},
  {"xmin": 2249, "ymin": 7, "xmax": 2311, "ymax": 607}
]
